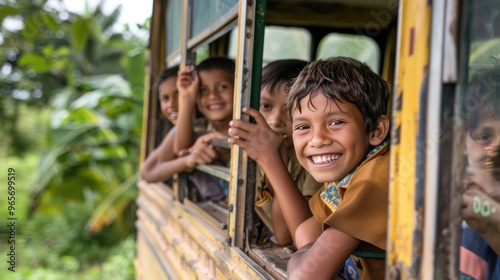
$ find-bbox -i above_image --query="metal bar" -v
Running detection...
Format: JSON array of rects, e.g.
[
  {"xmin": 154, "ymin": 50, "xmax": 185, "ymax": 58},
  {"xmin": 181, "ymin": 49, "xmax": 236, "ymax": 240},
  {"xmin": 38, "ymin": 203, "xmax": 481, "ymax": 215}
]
[
  {"xmin": 207, "ymin": 137, "xmax": 232, "ymax": 149},
  {"xmin": 422, "ymin": 0, "xmax": 443, "ymax": 276},
  {"xmin": 228, "ymin": 0, "xmax": 261, "ymax": 249},
  {"xmin": 195, "ymin": 164, "xmax": 230, "ymax": 182}
]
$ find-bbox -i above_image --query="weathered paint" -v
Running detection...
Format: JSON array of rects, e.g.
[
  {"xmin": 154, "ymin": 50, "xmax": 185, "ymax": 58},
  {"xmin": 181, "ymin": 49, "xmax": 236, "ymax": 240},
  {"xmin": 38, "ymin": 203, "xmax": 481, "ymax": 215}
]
[
  {"xmin": 388, "ymin": 0, "xmax": 431, "ymax": 278},
  {"xmin": 229, "ymin": 0, "xmax": 264, "ymax": 248},
  {"xmin": 136, "ymin": 181, "xmax": 271, "ymax": 279}
]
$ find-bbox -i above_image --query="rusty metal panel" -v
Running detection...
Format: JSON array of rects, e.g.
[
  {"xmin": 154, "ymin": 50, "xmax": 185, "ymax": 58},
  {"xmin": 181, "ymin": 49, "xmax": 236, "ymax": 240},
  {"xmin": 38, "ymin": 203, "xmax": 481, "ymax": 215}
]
[
  {"xmin": 136, "ymin": 180, "xmax": 271, "ymax": 279},
  {"xmin": 388, "ymin": 0, "xmax": 432, "ymax": 279}
]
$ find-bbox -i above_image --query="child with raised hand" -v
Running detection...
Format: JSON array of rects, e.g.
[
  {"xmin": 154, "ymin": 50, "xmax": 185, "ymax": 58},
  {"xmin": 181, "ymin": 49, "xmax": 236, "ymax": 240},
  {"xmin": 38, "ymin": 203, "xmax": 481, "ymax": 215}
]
[
  {"xmin": 174, "ymin": 57, "xmax": 235, "ymax": 164},
  {"xmin": 460, "ymin": 67, "xmax": 500, "ymax": 280},
  {"xmin": 254, "ymin": 59, "xmax": 322, "ymax": 245},
  {"xmin": 172, "ymin": 57, "xmax": 235, "ymax": 200},
  {"xmin": 140, "ymin": 66, "xmax": 220, "ymax": 184},
  {"xmin": 229, "ymin": 57, "xmax": 391, "ymax": 279}
]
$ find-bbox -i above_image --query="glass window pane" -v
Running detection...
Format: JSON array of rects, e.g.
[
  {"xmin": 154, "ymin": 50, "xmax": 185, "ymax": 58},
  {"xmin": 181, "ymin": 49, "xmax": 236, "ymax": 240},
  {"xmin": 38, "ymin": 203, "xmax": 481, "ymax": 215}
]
[
  {"xmin": 228, "ymin": 26, "xmax": 311, "ymax": 64},
  {"xmin": 191, "ymin": 0, "xmax": 238, "ymax": 38},
  {"xmin": 262, "ymin": 26, "xmax": 311, "ymax": 63},
  {"xmin": 316, "ymin": 33, "xmax": 380, "ymax": 73},
  {"xmin": 166, "ymin": 0, "xmax": 182, "ymax": 56},
  {"xmin": 458, "ymin": 0, "xmax": 500, "ymax": 279}
]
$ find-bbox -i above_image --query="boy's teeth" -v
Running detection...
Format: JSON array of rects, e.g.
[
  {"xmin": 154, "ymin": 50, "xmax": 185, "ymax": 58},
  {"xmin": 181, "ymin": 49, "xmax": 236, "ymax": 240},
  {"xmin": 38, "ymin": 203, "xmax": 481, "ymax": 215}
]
[{"xmin": 312, "ymin": 154, "xmax": 339, "ymax": 164}]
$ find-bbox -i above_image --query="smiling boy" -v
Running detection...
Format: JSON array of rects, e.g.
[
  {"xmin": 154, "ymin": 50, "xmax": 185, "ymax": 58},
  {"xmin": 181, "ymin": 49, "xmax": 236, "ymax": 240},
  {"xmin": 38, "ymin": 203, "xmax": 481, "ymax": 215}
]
[
  {"xmin": 229, "ymin": 57, "xmax": 390, "ymax": 279},
  {"xmin": 174, "ymin": 57, "xmax": 235, "ymax": 161}
]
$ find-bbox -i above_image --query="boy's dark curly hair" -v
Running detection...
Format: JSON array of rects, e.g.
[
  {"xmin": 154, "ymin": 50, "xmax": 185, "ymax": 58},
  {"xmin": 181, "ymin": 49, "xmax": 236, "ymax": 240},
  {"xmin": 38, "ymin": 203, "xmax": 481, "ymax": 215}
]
[
  {"xmin": 287, "ymin": 56, "xmax": 390, "ymax": 133},
  {"xmin": 261, "ymin": 59, "xmax": 309, "ymax": 95},
  {"xmin": 156, "ymin": 65, "xmax": 179, "ymax": 91},
  {"xmin": 197, "ymin": 57, "xmax": 235, "ymax": 81},
  {"xmin": 463, "ymin": 66, "xmax": 500, "ymax": 132}
]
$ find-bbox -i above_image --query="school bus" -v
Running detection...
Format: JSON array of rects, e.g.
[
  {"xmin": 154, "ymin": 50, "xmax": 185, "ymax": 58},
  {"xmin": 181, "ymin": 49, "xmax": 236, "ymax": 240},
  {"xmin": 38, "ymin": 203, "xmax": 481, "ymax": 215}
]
[{"xmin": 135, "ymin": 0, "xmax": 500, "ymax": 279}]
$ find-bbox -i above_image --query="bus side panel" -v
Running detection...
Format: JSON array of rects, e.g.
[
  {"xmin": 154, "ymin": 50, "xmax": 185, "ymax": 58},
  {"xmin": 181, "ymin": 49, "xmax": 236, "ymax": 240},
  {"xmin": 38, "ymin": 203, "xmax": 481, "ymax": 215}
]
[
  {"xmin": 135, "ymin": 181, "xmax": 270, "ymax": 280},
  {"xmin": 388, "ymin": 0, "xmax": 432, "ymax": 279}
]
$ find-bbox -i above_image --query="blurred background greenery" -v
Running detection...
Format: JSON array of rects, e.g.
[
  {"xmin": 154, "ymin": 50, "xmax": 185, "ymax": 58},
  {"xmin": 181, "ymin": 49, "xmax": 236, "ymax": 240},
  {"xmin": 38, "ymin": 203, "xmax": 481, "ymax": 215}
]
[{"xmin": 1, "ymin": 0, "xmax": 150, "ymax": 278}]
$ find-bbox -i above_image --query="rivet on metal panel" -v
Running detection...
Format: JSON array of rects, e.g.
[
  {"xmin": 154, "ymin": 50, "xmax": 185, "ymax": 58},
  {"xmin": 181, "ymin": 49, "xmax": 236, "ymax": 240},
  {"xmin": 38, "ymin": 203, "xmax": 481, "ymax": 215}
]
[
  {"xmin": 247, "ymin": 0, "xmax": 254, "ymax": 6},
  {"xmin": 246, "ymin": 19, "xmax": 253, "ymax": 27},
  {"xmin": 388, "ymin": 267, "xmax": 400, "ymax": 280},
  {"xmin": 221, "ymin": 222, "xmax": 227, "ymax": 230},
  {"xmin": 238, "ymin": 178, "xmax": 245, "ymax": 186},
  {"xmin": 227, "ymin": 237, "xmax": 232, "ymax": 244},
  {"xmin": 228, "ymin": 204, "xmax": 233, "ymax": 212}
]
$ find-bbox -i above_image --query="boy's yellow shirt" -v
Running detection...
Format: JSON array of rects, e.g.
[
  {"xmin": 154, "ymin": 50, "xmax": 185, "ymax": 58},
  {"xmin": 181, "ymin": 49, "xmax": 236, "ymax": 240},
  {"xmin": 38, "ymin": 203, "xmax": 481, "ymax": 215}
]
[{"xmin": 309, "ymin": 141, "xmax": 390, "ymax": 250}]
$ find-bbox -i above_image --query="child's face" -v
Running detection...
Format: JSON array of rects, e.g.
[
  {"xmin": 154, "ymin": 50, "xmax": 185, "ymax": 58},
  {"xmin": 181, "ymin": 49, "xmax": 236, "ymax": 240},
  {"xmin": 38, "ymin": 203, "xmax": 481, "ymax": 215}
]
[
  {"xmin": 465, "ymin": 117, "xmax": 500, "ymax": 166},
  {"xmin": 291, "ymin": 92, "xmax": 372, "ymax": 183},
  {"xmin": 197, "ymin": 69, "xmax": 234, "ymax": 123},
  {"xmin": 158, "ymin": 76, "xmax": 178, "ymax": 125},
  {"xmin": 260, "ymin": 82, "xmax": 291, "ymax": 139}
]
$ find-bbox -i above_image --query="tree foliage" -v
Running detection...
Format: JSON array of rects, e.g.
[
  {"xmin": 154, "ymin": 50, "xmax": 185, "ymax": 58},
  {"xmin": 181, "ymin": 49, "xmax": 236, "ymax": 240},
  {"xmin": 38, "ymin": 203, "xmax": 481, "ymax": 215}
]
[{"xmin": 1, "ymin": 0, "xmax": 148, "ymax": 237}]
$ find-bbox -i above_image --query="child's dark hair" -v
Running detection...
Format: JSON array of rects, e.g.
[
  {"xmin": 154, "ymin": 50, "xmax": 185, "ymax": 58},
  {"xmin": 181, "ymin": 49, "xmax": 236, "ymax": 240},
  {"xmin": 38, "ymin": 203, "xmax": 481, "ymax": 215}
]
[
  {"xmin": 287, "ymin": 57, "xmax": 389, "ymax": 133},
  {"xmin": 463, "ymin": 66, "xmax": 500, "ymax": 132},
  {"xmin": 261, "ymin": 59, "xmax": 309, "ymax": 95},
  {"xmin": 197, "ymin": 57, "xmax": 235, "ymax": 81},
  {"xmin": 156, "ymin": 65, "xmax": 179, "ymax": 90}
]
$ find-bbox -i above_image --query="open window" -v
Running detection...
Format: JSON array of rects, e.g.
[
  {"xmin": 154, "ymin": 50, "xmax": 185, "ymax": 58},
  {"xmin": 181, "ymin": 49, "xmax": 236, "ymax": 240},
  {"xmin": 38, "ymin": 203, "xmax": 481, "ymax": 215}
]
[{"xmin": 316, "ymin": 33, "xmax": 380, "ymax": 73}]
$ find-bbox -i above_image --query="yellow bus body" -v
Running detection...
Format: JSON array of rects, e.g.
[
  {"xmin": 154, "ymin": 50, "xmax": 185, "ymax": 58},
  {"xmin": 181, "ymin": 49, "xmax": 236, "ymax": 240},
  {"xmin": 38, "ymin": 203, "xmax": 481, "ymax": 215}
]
[{"xmin": 136, "ymin": 0, "xmax": 500, "ymax": 279}]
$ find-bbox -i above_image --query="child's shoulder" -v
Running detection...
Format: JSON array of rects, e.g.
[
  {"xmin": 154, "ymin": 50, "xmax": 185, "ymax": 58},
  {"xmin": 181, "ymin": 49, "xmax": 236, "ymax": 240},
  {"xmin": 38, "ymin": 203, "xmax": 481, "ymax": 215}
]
[{"xmin": 350, "ymin": 142, "xmax": 390, "ymax": 186}]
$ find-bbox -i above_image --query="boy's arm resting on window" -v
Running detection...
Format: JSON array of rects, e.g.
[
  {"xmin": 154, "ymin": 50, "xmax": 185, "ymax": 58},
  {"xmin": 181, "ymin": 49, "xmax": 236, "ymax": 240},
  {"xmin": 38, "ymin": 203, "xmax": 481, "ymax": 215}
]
[
  {"xmin": 287, "ymin": 227, "xmax": 360, "ymax": 280},
  {"xmin": 271, "ymin": 195, "xmax": 293, "ymax": 246},
  {"xmin": 263, "ymin": 156, "xmax": 314, "ymax": 248},
  {"xmin": 295, "ymin": 217, "xmax": 323, "ymax": 249},
  {"xmin": 141, "ymin": 132, "xmax": 219, "ymax": 183},
  {"xmin": 141, "ymin": 129, "xmax": 177, "ymax": 182}
]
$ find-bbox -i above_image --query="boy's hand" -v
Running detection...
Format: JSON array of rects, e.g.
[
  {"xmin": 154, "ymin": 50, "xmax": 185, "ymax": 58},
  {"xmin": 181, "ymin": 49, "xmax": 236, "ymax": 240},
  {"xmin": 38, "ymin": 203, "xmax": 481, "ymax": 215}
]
[
  {"xmin": 189, "ymin": 131, "xmax": 229, "ymax": 152},
  {"xmin": 463, "ymin": 182, "xmax": 500, "ymax": 255},
  {"xmin": 466, "ymin": 165, "xmax": 499, "ymax": 193},
  {"xmin": 462, "ymin": 184, "xmax": 500, "ymax": 235},
  {"xmin": 177, "ymin": 65, "xmax": 199, "ymax": 104},
  {"xmin": 228, "ymin": 107, "xmax": 284, "ymax": 165},
  {"xmin": 184, "ymin": 145, "xmax": 218, "ymax": 171}
]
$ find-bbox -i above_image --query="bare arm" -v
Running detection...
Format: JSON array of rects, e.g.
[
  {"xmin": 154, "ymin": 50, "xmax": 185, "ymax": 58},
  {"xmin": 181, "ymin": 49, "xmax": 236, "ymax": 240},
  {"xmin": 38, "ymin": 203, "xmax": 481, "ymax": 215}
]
[
  {"xmin": 141, "ymin": 128, "xmax": 177, "ymax": 182},
  {"xmin": 271, "ymin": 195, "xmax": 292, "ymax": 245},
  {"xmin": 141, "ymin": 129, "xmax": 219, "ymax": 183},
  {"xmin": 229, "ymin": 107, "xmax": 313, "ymax": 247},
  {"xmin": 287, "ymin": 227, "xmax": 360, "ymax": 280},
  {"xmin": 174, "ymin": 66, "xmax": 199, "ymax": 154}
]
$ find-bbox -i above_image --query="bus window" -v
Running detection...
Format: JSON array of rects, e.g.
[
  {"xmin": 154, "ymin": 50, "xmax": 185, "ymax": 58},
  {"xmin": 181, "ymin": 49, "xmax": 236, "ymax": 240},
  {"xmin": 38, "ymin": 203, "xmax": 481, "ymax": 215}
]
[
  {"xmin": 316, "ymin": 33, "xmax": 380, "ymax": 73},
  {"xmin": 228, "ymin": 26, "xmax": 311, "ymax": 64},
  {"xmin": 195, "ymin": 45, "xmax": 209, "ymax": 64},
  {"xmin": 458, "ymin": 0, "xmax": 500, "ymax": 279},
  {"xmin": 166, "ymin": 0, "xmax": 182, "ymax": 57},
  {"xmin": 191, "ymin": 0, "xmax": 238, "ymax": 38}
]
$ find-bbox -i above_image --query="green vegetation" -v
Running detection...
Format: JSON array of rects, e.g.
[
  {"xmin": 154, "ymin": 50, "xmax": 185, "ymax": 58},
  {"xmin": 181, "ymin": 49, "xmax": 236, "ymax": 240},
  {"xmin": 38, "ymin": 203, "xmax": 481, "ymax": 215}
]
[{"xmin": 0, "ymin": 0, "xmax": 148, "ymax": 278}]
